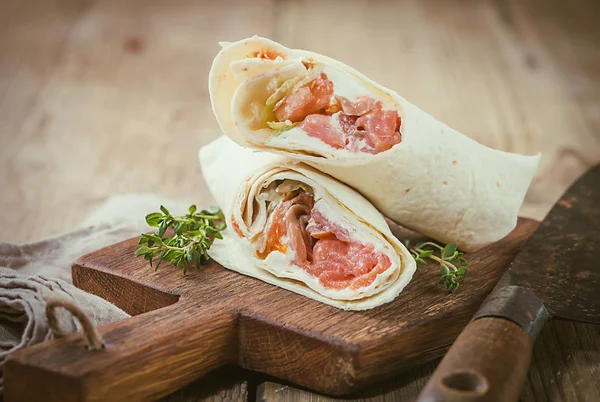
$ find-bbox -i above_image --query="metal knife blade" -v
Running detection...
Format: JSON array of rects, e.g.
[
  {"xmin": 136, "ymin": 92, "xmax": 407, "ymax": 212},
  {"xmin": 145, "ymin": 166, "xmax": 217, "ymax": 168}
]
[
  {"xmin": 475, "ymin": 164, "xmax": 600, "ymax": 338},
  {"xmin": 418, "ymin": 164, "xmax": 600, "ymax": 402}
]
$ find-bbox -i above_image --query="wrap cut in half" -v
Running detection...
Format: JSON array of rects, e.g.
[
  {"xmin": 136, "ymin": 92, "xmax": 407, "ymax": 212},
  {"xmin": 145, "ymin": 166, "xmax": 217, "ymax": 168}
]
[
  {"xmin": 200, "ymin": 136, "xmax": 416, "ymax": 310},
  {"xmin": 209, "ymin": 36, "xmax": 541, "ymax": 252}
]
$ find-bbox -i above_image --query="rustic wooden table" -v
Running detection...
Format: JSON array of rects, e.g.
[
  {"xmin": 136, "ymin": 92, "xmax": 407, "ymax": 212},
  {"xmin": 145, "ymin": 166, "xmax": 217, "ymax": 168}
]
[{"xmin": 1, "ymin": 0, "xmax": 599, "ymax": 401}]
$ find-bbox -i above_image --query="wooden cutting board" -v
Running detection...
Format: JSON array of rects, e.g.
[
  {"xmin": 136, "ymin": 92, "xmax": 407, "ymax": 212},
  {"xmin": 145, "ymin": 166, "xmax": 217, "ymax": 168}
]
[{"xmin": 5, "ymin": 218, "xmax": 538, "ymax": 402}]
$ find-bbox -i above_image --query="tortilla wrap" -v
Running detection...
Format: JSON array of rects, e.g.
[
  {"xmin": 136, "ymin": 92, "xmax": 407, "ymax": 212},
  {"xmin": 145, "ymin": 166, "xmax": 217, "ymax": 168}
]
[
  {"xmin": 209, "ymin": 36, "xmax": 540, "ymax": 251},
  {"xmin": 200, "ymin": 136, "xmax": 416, "ymax": 310}
]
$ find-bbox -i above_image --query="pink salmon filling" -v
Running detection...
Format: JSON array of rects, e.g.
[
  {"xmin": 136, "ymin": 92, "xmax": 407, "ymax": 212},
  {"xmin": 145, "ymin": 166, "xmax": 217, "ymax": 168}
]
[
  {"xmin": 272, "ymin": 73, "xmax": 402, "ymax": 154},
  {"xmin": 242, "ymin": 190, "xmax": 391, "ymax": 290}
]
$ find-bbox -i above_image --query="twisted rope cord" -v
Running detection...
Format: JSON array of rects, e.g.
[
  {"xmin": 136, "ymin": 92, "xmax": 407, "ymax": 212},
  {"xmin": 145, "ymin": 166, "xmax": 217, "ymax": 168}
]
[{"xmin": 46, "ymin": 296, "xmax": 105, "ymax": 350}]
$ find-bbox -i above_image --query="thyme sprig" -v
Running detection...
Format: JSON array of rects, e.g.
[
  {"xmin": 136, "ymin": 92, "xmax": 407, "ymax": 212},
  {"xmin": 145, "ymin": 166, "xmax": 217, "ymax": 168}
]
[
  {"xmin": 135, "ymin": 205, "xmax": 226, "ymax": 274},
  {"xmin": 407, "ymin": 241, "xmax": 469, "ymax": 293}
]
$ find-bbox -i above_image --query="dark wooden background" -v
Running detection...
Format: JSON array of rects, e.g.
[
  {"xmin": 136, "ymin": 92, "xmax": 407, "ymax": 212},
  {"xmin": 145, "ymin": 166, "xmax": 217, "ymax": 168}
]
[{"xmin": 1, "ymin": 0, "xmax": 599, "ymax": 400}]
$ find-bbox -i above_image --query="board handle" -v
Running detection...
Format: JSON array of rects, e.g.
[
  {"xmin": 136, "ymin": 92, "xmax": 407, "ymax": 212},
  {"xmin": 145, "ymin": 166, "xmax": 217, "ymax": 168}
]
[
  {"xmin": 4, "ymin": 302, "xmax": 238, "ymax": 402},
  {"xmin": 417, "ymin": 317, "xmax": 532, "ymax": 402}
]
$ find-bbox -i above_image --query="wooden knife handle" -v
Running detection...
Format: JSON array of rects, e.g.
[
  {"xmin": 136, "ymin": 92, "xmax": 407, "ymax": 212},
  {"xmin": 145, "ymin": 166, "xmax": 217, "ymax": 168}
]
[
  {"xmin": 417, "ymin": 317, "xmax": 532, "ymax": 402},
  {"xmin": 4, "ymin": 303, "xmax": 238, "ymax": 402}
]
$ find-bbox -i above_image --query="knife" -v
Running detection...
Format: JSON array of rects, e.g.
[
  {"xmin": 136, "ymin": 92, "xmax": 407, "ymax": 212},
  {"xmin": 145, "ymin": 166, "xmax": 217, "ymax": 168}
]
[{"xmin": 418, "ymin": 164, "xmax": 600, "ymax": 402}]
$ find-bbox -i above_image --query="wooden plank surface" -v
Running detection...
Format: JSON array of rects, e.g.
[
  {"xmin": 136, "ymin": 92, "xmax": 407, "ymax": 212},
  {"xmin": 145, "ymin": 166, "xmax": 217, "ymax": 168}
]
[
  {"xmin": 257, "ymin": 321, "xmax": 600, "ymax": 402},
  {"xmin": 0, "ymin": 0, "xmax": 275, "ymax": 242},
  {"xmin": 5, "ymin": 218, "xmax": 536, "ymax": 400},
  {"xmin": 161, "ymin": 367, "xmax": 248, "ymax": 402},
  {"xmin": 1, "ymin": 0, "xmax": 599, "ymax": 401},
  {"xmin": 256, "ymin": 361, "xmax": 439, "ymax": 402}
]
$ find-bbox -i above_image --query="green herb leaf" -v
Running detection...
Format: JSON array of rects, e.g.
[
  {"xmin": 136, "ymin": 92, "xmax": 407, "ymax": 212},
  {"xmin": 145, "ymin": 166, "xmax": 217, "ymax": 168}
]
[
  {"xmin": 409, "ymin": 241, "xmax": 469, "ymax": 294},
  {"xmin": 145, "ymin": 212, "xmax": 163, "ymax": 227},
  {"xmin": 135, "ymin": 205, "xmax": 225, "ymax": 274},
  {"xmin": 158, "ymin": 220, "xmax": 167, "ymax": 238},
  {"xmin": 135, "ymin": 246, "xmax": 151, "ymax": 256},
  {"xmin": 174, "ymin": 222, "xmax": 184, "ymax": 235},
  {"xmin": 442, "ymin": 243, "xmax": 457, "ymax": 260}
]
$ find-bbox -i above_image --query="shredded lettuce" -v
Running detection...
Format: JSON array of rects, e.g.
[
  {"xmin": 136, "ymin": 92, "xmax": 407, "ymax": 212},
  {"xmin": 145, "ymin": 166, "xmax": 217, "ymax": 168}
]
[
  {"xmin": 267, "ymin": 120, "xmax": 297, "ymax": 134},
  {"xmin": 265, "ymin": 66, "xmax": 321, "ymax": 107},
  {"xmin": 266, "ymin": 75, "xmax": 303, "ymax": 106},
  {"xmin": 290, "ymin": 68, "xmax": 321, "ymax": 94},
  {"xmin": 276, "ymin": 180, "xmax": 313, "ymax": 195},
  {"xmin": 258, "ymin": 180, "xmax": 312, "ymax": 212},
  {"xmin": 261, "ymin": 102, "xmax": 276, "ymax": 126},
  {"xmin": 259, "ymin": 185, "xmax": 285, "ymax": 206},
  {"xmin": 262, "ymin": 66, "xmax": 323, "ymax": 132}
]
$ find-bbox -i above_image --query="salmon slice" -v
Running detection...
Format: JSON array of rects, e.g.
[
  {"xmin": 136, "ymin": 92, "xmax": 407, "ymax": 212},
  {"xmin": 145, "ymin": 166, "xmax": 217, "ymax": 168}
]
[
  {"xmin": 271, "ymin": 72, "xmax": 401, "ymax": 154},
  {"xmin": 356, "ymin": 109, "xmax": 402, "ymax": 153},
  {"xmin": 307, "ymin": 209, "xmax": 351, "ymax": 241},
  {"xmin": 285, "ymin": 203, "xmax": 314, "ymax": 262},
  {"xmin": 336, "ymin": 96, "xmax": 381, "ymax": 116},
  {"xmin": 274, "ymin": 86, "xmax": 314, "ymax": 123},
  {"xmin": 256, "ymin": 190, "xmax": 392, "ymax": 291},
  {"xmin": 308, "ymin": 240, "xmax": 391, "ymax": 290},
  {"xmin": 257, "ymin": 203, "xmax": 287, "ymax": 259},
  {"xmin": 274, "ymin": 73, "xmax": 334, "ymax": 122},
  {"xmin": 257, "ymin": 192, "xmax": 314, "ymax": 259},
  {"xmin": 348, "ymin": 258, "xmax": 390, "ymax": 289},
  {"xmin": 305, "ymin": 212, "xmax": 391, "ymax": 290},
  {"xmin": 298, "ymin": 115, "xmax": 346, "ymax": 149}
]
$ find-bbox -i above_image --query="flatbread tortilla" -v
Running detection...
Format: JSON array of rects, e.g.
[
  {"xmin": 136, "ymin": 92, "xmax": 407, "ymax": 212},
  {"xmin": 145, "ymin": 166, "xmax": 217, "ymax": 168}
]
[
  {"xmin": 209, "ymin": 36, "xmax": 540, "ymax": 251},
  {"xmin": 200, "ymin": 136, "xmax": 416, "ymax": 310}
]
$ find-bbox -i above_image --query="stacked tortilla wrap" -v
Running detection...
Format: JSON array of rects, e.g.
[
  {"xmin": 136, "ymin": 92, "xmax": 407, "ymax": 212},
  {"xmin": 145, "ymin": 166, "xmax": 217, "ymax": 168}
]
[
  {"xmin": 200, "ymin": 136, "xmax": 416, "ymax": 310},
  {"xmin": 208, "ymin": 36, "xmax": 540, "ymax": 252}
]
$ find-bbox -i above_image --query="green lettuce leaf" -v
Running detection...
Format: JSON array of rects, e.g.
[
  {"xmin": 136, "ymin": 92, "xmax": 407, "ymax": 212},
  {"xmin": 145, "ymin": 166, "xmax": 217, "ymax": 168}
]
[{"xmin": 267, "ymin": 120, "xmax": 297, "ymax": 133}]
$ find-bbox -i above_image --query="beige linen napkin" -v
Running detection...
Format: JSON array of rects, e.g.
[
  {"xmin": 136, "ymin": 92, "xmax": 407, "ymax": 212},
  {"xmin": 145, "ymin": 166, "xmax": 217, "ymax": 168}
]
[
  {"xmin": 0, "ymin": 194, "xmax": 191, "ymax": 395},
  {"xmin": 0, "ymin": 267, "xmax": 130, "ymax": 390}
]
